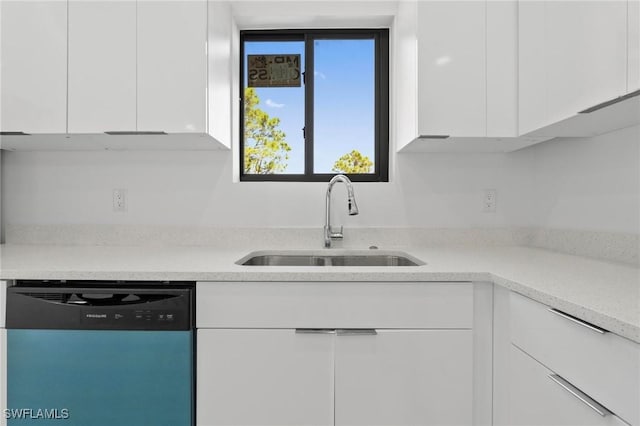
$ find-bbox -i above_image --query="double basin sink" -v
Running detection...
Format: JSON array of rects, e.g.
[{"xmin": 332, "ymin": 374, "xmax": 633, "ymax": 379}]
[{"xmin": 236, "ymin": 250, "xmax": 425, "ymax": 267}]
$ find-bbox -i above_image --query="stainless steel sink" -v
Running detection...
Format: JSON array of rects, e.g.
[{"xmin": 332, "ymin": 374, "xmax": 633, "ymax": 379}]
[
  {"xmin": 240, "ymin": 254, "xmax": 328, "ymax": 266},
  {"xmin": 327, "ymin": 255, "xmax": 420, "ymax": 266},
  {"xmin": 236, "ymin": 250, "xmax": 425, "ymax": 267}
]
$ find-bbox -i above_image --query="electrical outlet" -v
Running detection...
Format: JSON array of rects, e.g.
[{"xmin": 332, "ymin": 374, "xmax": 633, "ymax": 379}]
[
  {"xmin": 483, "ymin": 189, "xmax": 496, "ymax": 213},
  {"xmin": 113, "ymin": 189, "xmax": 126, "ymax": 212}
]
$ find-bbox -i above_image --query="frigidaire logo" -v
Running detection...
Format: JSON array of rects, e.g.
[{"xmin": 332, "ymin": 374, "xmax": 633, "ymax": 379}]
[
  {"xmin": 85, "ymin": 314, "xmax": 107, "ymax": 319},
  {"xmin": 4, "ymin": 408, "xmax": 70, "ymax": 420}
]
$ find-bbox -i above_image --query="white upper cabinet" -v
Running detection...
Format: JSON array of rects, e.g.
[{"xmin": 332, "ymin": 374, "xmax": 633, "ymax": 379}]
[
  {"xmin": 67, "ymin": 0, "xmax": 206, "ymax": 135},
  {"xmin": 545, "ymin": 1, "xmax": 627, "ymax": 122},
  {"xmin": 0, "ymin": 1, "xmax": 67, "ymax": 134},
  {"xmin": 519, "ymin": 1, "xmax": 633, "ymax": 137},
  {"xmin": 486, "ymin": 1, "xmax": 518, "ymax": 138},
  {"xmin": 400, "ymin": 1, "xmax": 548, "ymax": 153},
  {"xmin": 401, "ymin": 0, "xmax": 638, "ymax": 152},
  {"xmin": 137, "ymin": 1, "xmax": 206, "ymax": 133},
  {"xmin": 518, "ymin": 1, "xmax": 548, "ymax": 134},
  {"xmin": 417, "ymin": 1, "xmax": 486, "ymax": 138},
  {"xmin": 68, "ymin": 1, "xmax": 137, "ymax": 133},
  {"xmin": 629, "ymin": 0, "xmax": 640, "ymax": 93},
  {"xmin": 207, "ymin": 0, "xmax": 233, "ymax": 148}
]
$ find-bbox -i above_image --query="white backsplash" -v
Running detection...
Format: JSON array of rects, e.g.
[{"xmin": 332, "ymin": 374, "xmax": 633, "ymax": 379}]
[
  {"xmin": 5, "ymin": 224, "xmax": 638, "ymax": 266},
  {"xmin": 1, "ymin": 126, "xmax": 638, "ymax": 263}
]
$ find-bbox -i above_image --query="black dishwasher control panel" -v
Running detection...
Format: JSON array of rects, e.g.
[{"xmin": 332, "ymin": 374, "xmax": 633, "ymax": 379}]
[{"xmin": 6, "ymin": 280, "xmax": 195, "ymax": 331}]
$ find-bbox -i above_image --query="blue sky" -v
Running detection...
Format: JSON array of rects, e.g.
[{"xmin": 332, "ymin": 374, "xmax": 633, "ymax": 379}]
[{"xmin": 245, "ymin": 39, "xmax": 375, "ymax": 174}]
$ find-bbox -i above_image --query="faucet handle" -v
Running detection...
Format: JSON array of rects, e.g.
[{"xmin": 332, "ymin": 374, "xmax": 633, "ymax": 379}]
[{"xmin": 329, "ymin": 226, "xmax": 344, "ymax": 240}]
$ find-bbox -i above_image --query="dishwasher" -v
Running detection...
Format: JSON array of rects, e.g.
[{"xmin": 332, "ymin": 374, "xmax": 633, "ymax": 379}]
[{"xmin": 5, "ymin": 280, "xmax": 195, "ymax": 426}]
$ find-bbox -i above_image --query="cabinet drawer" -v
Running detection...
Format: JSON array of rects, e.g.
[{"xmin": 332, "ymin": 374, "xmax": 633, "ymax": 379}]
[
  {"xmin": 510, "ymin": 292, "xmax": 640, "ymax": 426},
  {"xmin": 197, "ymin": 282, "xmax": 473, "ymax": 329},
  {"xmin": 508, "ymin": 344, "xmax": 628, "ymax": 426}
]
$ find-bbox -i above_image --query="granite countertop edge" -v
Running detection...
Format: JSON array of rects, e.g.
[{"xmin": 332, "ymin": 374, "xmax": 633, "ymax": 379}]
[{"xmin": 1, "ymin": 244, "xmax": 638, "ymax": 343}]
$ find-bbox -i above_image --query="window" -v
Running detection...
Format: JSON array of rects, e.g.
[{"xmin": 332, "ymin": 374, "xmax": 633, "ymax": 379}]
[{"xmin": 240, "ymin": 29, "xmax": 389, "ymax": 182}]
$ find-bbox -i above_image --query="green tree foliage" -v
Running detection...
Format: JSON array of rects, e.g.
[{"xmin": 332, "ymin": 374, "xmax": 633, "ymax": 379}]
[
  {"xmin": 244, "ymin": 87, "xmax": 291, "ymax": 173},
  {"xmin": 332, "ymin": 150, "xmax": 373, "ymax": 174}
]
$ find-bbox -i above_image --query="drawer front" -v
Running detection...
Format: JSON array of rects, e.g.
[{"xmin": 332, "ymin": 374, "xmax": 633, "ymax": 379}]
[
  {"xmin": 197, "ymin": 282, "xmax": 473, "ymax": 329},
  {"xmin": 508, "ymin": 344, "xmax": 628, "ymax": 426},
  {"xmin": 510, "ymin": 292, "xmax": 640, "ymax": 426}
]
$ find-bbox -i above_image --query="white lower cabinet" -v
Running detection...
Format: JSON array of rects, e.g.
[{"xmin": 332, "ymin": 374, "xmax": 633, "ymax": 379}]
[
  {"xmin": 196, "ymin": 281, "xmax": 479, "ymax": 426},
  {"xmin": 197, "ymin": 329, "xmax": 334, "ymax": 426},
  {"xmin": 510, "ymin": 292, "xmax": 640, "ymax": 425},
  {"xmin": 497, "ymin": 292, "xmax": 640, "ymax": 426},
  {"xmin": 508, "ymin": 344, "xmax": 628, "ymax": 426},
  {"xmin": 334, "ymin": 329, "xmax": 472, "ymax": 426},
  {"xmin": 197, "ymin": 328, "xmax": 472, "ymax": 426}
]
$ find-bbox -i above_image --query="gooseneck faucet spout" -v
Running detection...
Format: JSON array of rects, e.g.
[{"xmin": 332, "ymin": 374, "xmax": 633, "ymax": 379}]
[{"xmin": 324, "ymin": 174, "xmax": 359, "ymax": 248}]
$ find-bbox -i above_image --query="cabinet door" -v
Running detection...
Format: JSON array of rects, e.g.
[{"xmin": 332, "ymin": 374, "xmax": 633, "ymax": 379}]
[
  {"xmin": 508, "ymin": 345, "xmax": 627, "ymax": 426},
  {"xmin": 520, "ymin": 0, "xmax": 628, "ymax": 134},
  {"xmin": 335, "ymin": 329, "xmax": 473, "ymax": 426},
  {"xmin": 0, "ymin": 1, "xmax": 67, "ymax": 133},
  {"xmin": 518, "ymin": 1, "xmax": 548, "ymax": 134},
  {"xmin": 197, "ymin": 329, "xmax": 334, "ymax": 426},
  {"xmin": 417, "ymin": 1, "xmax": 486, "ymax": 137},
  {"xmin": 545, "ymin": 1, "xmax": 627, "ymax": 122},
  {"xmin": 137, "ymin": 1, "xmax": 206, "ymax": 133},
  {"xmin": 68, "ymin": 1, "xmax": 136, "ymax": 133},
  {"xmin": 486, "ymin": 0, "xmax": 518, "ymax": 137}
]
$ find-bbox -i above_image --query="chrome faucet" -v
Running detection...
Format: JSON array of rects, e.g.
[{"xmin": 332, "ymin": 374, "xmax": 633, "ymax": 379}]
[{"xmin": 324, "ymin": 174, "xmax": 359, "ymax": 248}]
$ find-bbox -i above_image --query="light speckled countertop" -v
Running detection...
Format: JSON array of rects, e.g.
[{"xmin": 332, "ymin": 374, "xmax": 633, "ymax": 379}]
[{"xmin": 1, "ymin": 244, "xmax": 638, "ymax": 343}]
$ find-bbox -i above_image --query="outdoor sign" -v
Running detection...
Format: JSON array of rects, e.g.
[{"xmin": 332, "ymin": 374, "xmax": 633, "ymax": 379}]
[{"xmin": 247, "ymin": 54, "xmax": 301, "ymax": 88}]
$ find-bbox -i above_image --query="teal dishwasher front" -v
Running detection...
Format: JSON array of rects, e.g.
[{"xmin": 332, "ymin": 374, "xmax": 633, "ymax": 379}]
[{"xmin": 5, "ymin": 281, "xmax": 195, "ymax": 426}]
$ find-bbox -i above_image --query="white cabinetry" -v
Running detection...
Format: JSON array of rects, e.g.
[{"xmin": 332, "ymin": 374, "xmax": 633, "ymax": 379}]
[
  {"xmin": 544, "ymin": 1, "xmax": 627, "ymax": 124},
  {"xmin": 198, "ymin": 329, "xmax": 334, "ymax": 426},
  {"xmin": 508, "ymin": 292, "xmax": 640, "ymax": 426},
  {"xmin": 137, "ymin": 1, "xmax": 206, "ymax": 133},
  {"xmin": 486, "ymin": 1, "xmax": 519, "ymax": 138},
  {"xmin": 1, "ymin": 0, "xmax": 219, "ymax": 150},
  {"xmin": 399, "ymin": 1, "xmax": 548, "ymax": 153},
  {"xmin": 416, "ymin": 1, "xmax": 486, "ymax": 138},
  {"xmin": 68, "ymin": 0, "xmax": 206, "ymax": 134},
  {"xmin": 68, "ymin": 1, "xmax": 137, "ymax": 133},
  {"xmin": 0, "ymin": 1, "xmax": 67, "ymax": 134},
  {"xmin": 196, "ymin": 282, "xmax": 483, "ymax": 426},
  {"xmin": 508, "ymin": 344, "xmax": 628, "ymax": 426},
  {"xmin": 519, "ymin": 1, "xmax": 637, "ymax": 138},
  {"xmin": 335, "ymin": 329, "xmax": 472, "ymax": 426}
]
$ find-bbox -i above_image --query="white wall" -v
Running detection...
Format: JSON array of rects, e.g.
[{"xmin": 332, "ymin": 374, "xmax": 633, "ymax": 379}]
[
  {"xmin": 0, "ymin": 148, "xmax": 534, "ymax": 229},
  {"xmin": 529, "ymin": 125, "xmax": 640, "ymax": 233},
  {"xmin": 1, "ymin": 125, "xmax": 638, "ymax": 234}
]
